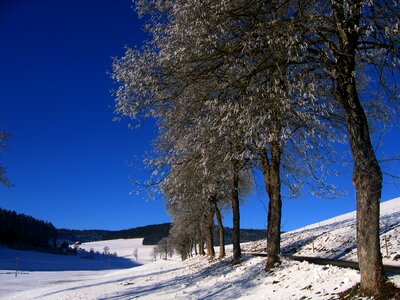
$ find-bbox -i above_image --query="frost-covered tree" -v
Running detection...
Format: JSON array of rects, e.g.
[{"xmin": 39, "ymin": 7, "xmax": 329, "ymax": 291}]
[
  {"xmin": 164, "ymin": 168, "xmax": 212, "ymax": 259},
  {"xmin": 154, "ymin": 0, "xmax": 334, "ymax": 267},
  {"xmin": 272, "ymin": 0, "xmax": 400, "ymax": 294},
  {"xmin": 160, "ymin": 128, "xmax": 253, "ymax": 262}
]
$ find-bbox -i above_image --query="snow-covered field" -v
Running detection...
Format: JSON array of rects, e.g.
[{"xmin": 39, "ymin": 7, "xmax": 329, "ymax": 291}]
[{"xmin": 2, "ymin": 198, "xmax": 400, "ymax": 299}]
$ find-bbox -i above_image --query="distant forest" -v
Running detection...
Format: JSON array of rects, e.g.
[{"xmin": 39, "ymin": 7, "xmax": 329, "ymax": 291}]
[
  {"xmin": 57, "ymin": 223, "xmax": 172, "ymax": 245},
  {"xmin": 58, "ymin": 223, "xmax": 266, "ymax": 246},
  {"xmin": 0, "ymin": 208, "xmax": 57, "ymax": 249}
]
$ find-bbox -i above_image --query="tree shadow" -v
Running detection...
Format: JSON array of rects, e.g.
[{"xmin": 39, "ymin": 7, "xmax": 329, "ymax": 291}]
[
  {"xmin": 380, "ymin": 211, "xmax": 400, "ymax": 235},
  {"xmin": 38, "ymin": 266, "xmax": 184, "ymax": 299},
  {"xmin": 281, "ymin": 231, "xmax": 327, "ymax": 255},
  {"xmin": 99, "ymin": 255, "xmax": 265, "ymax": 300}
]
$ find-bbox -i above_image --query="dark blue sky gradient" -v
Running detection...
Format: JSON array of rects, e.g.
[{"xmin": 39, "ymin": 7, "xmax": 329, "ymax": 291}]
[{"xmin": 0, "ymin": 0, "xmax": 399, "ymax": 231}]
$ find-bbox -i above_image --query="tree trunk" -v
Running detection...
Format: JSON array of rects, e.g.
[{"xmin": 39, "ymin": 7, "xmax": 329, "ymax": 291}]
[
  {"xmin": 231, "ymin": 160, "xmax": 241, "ymax": 264},
  {"xmin": 181, "ymin": 250, "xmax": 187, "ymax": 261},
  {"xmin": 205, "ymin": 222, "xmax": 211, "ymax": 256},
  {"xmin": 213, "ymin": 201, "xmax": 226, "ymax": 258},
  {"xmin": 206, "ymin": 208, "xmax": 215, "ymax": 257},
  {"xmin": 331, "ymin": 2, "xmax": 386, "ymax": 294},
  {"xmin": 199, "ymin": 236, "xmax": 205, "ymax": 256},
  {"xmin": 338, "ymin": 76, "xmax": 386, "ymax": 294},
  {"xmin": 194, "ymin": 238, "xmax": 198, "ymax": 256},
  {"xmin": 262, "ymin": 143, "xmax": 282, "ymax": 269}
]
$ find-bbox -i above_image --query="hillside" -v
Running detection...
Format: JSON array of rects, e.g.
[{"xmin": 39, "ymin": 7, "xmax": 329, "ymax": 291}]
[
  {"xmin": 243, "ymin": 197, "xmax": 400, "ymax": 265},
  {"xmin": 0, "ymin": 208, "xmax": 57, "ymax": 249}
]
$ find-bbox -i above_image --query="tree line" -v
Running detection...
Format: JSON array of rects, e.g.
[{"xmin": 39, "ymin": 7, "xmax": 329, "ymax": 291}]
[
  {"xmin": 57, "ymin": 223, "xmax": 172, "ymax": 244},
  {"xmin": 0, "ymin": 208, "xmax": 57, "ymax": 249},
  {"xmin": 113, "ymin": 0, "xmax": 400, "ymax": 296}
]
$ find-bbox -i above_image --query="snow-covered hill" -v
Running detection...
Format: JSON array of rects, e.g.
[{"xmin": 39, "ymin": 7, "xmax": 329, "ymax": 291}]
[
  {"xmin": 1, "ymin": 198, "xmax": 400, "ymax": 299},
  {"xmin": 79, "ymin": 238, "xmax": 156, "ymax": 264},
  {"xmin": 244, "ymin": 197, "xmax": 400, "ymax": 264}
]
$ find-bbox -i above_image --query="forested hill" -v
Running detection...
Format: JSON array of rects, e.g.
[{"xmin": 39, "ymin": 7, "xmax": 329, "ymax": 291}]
[
  {"xmin": 57, "ymin": 224, "xmax": 266, "ymax": 246},
  {"xmin": 57, "ymin": 223, "xmax": 171, "ymax": 245},
  {"xmin": 0, "ymin": 208, "xmax": 57, "ymax": 249}
]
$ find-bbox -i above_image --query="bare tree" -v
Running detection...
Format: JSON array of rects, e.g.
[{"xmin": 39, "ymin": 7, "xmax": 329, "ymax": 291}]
[
  {"xmin": 152, "ymin": 246, "xmax": 158, "ymax": 261},
  {"xmin": 211, "ymin": 196, "xmax": 227, "ymax": 259},
  {"xmin": 156, "ymin": 238, "xmax": 173, "ymax": 260}
]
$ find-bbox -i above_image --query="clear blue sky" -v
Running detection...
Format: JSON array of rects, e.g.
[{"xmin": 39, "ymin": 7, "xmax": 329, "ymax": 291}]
[{"xmin": 0, "ymin": 0, "xmax": 399, "ymax": 232}]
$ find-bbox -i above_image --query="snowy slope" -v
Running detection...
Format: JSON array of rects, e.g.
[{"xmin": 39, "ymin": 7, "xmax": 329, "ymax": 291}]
[
  {"xmin": 79, "ymin": 238, "xmax": 156, "ymax": 264},
  {"xmin": 244, "ymin": 197, "xmax": 400, "ymax": 263},
  {"xmin": 1, "ymin": 198, "xmax": 400, "ymax": 299}
]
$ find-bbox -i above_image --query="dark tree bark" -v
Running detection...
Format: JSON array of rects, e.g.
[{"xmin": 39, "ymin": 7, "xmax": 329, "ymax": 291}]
[
  {"xmin": 213, "ymin": 199, "xmax": 226, "ymax": 258},
  {"xmin": 199, "ymin": 236, "xmax": 206, "ymax": 256},
  {"xmin": 262, "ymin": 142, "xmax": 282, "ymax": 269},
  {"xmin": 231, "ymin": 160, "xmax": 241, "ymax": 265},
  {"xmin": 205, "ymin": 208, "xmax": 216, "ymax": 257},
  {"xmin": 336, "ymin": 70, "xmax": 386, "ymax": 295},
  {"xmin": 331, "ymin": 1, "xmax": 386, "ymax": 294},
  {"xmin": 194, "ymin": 238, "xmax": 198, "ymax": 256}
]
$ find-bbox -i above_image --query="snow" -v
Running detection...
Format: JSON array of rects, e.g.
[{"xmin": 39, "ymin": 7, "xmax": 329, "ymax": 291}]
[{"xmin": 1, "ymin": 198, "xmax": 400, "ymax": 299}]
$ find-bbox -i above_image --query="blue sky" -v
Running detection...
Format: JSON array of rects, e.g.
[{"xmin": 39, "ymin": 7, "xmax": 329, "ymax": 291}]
[{"xmin": 0, "ymin": 0, "xmax": 399, "ymax": 232}]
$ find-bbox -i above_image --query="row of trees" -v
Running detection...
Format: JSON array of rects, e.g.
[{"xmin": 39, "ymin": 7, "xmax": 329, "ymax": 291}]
[
  {"xmin": 152, "ymin": 237, "xmax": 174, "ymax": 260},
  {"xmin": 113, "ymin": 0, "xmax": 399, "ymax": 296},
  {"xmin": 0, "ymin": 208, "xmax": 57, "ymax": 249}
]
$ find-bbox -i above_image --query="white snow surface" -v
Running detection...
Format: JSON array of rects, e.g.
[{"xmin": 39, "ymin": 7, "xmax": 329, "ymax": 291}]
[{"xmin": 1, "ymin": 197, "xmax": 400, "ymax": 299}]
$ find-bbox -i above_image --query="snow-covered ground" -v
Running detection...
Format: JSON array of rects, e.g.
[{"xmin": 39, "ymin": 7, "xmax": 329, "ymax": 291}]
[{"xmin": 1, "ymin": 197, "xmax": 400, "ymax": 299}]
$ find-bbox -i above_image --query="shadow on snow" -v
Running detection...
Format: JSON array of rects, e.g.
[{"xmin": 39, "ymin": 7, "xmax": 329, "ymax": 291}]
[
  {"xmin": 0, "ymin": 247, "xmax": 139, "ymax": 271},
  {"xmin": 99, "ymin": 255, "xmax": 266, "ymax": 300}
]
